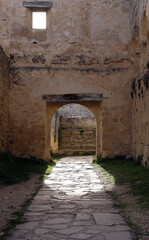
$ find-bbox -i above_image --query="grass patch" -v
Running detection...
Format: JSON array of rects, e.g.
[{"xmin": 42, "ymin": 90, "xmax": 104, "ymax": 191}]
[
  {"xmin": 107, "ymin": 190, "xmax": 142, "ymax": 235},
  {"xmin": 93, "ymin": 156, "xmax": 148, "ymax": 238},
  {"xmin": 93, "ymin": 156, "xmax": 149, "ymax": 208},
  {"xmin": 0, "ymin": 152, "xmax": 55, "ymax": 185}
]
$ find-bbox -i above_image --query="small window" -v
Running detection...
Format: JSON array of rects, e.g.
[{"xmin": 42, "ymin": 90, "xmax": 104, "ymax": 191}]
[{"xmin": 32, "ymin": 12, "xmax": 46, "ymax": 29}]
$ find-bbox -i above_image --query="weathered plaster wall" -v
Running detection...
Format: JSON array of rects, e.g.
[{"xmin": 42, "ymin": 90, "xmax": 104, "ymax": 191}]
[
  {"xmin": 130, "ymin": 0, "xmax": 149, "ymax": 167},
  {"xmin": 0, "ymin": 46, "xmax": 9, "ymax": 152},
  {"xmin": 1, "ymin": 0, "xmax": 132, "ymax": 159},
  {"xmin": 59, "ymin": 104, "xmax": 94, "ymax": 117}
]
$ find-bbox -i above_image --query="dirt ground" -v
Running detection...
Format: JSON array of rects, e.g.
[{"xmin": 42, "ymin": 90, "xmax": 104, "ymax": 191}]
[{"xmin": 0, "ymin": 173, "xmax": 41, "ymax": 233}]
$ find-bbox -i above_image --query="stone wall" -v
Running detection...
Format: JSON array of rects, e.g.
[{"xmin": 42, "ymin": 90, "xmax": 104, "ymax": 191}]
[
  {"xmin": 0, "ymin": 46, "xmax": 9, "ymax": 152},
  {"xmin": 60, "ymin": 116, "xmax": 96, "ymax": 129},
  {"xmin": 51, "ymin": 108, "xmax": 96, "ymax": 154},
  {"xmin": 58, "ymin": 116, "xmax": 96, "ymax": 153},
  {"xmin": 1, "ymin": 0, "xmax": 149, "ymax": 165},
  {"xmin": 130, "ymin": 0, "xmax": 149, "ymax": 167},
  {"xmin": 0, "ymin": 0, "xmax": 132, "ymax": 159}
]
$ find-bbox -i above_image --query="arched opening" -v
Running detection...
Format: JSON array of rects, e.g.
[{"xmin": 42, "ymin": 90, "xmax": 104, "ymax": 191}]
[
  {"xmin": 50, "ymin": 104, "xmax": 96, "ymax": 155},
  {"xmin": 43, "ymin": 93, "xmax": 103, "ymax": 161}
]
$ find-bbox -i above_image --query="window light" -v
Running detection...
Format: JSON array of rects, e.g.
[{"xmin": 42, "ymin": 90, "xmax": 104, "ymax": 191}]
[{"xmin": 32, "ymin": 12, "xmax": 46, "ymax": 29}]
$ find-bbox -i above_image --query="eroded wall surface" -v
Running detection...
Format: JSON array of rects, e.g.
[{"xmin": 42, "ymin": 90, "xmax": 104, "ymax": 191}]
[
  {"xmin": 0, "ymin": 46, "xmax": 9, "ymax": 152},
  {"xmin": 0, "ymin": 0, "xmax": 132, "ymax": 159},
  {"xmin": 0, "ymin": 1, "xmax": 11, "ymax": 56},
  {"xmin": 130, "ymin": 0, "xmax": 149, "ymax": 167}
]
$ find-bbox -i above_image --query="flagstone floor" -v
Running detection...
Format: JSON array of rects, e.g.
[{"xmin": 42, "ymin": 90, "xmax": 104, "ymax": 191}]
[{"xmin": 7, "ymin": 156, "xmax": 134, "ymax": 240}]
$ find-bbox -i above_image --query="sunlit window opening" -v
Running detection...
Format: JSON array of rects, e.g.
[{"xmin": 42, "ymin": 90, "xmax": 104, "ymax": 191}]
[{"xmin": 32, "ymin": 12, "xmax": 46, "ymax": 29}]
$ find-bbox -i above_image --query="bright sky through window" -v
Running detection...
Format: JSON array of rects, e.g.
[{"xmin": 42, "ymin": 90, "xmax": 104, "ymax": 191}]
[{"xmin": 32, "ymin": 12, "xmax": 46, "ymax": 29}]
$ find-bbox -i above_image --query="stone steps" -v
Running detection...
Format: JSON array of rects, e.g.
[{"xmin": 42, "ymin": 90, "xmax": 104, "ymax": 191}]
[
  {"xmin": 59, "ymin": 141, "xmax": 96, "ymax": 145},
  {"xmin": 60, "ymin": 127, "xmax": 96, "ymax": 130},
  {"xmin": 61, "ymin": 131, "xmax": 95, "ymax": 134},
  {"xmin": 61, "ymin": 134, "xmax": 96, "ymax": 138},
  {"xmin": 59, "ymin": 145, "xmax": 96, "ymax": 150},
  {"xmin": 61, "ymin": 129, "xmax": 95, "ymax": 136},
  {"xmin": 57, "ymin": 150, "xmax": 96, "ymax": 155},
  {"xmin": 60, "ymin": 141, "xmax": 95, "ymax": 145}
]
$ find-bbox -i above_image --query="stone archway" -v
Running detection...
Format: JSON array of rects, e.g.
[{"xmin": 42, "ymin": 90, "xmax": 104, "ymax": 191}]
[{"xmin": 42, "ymin": 94, "xmax": 103, "ymax": 161}]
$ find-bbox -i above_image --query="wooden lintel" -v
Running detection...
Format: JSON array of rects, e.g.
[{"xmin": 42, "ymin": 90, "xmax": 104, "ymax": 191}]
[{"xmin": 42, "ymin": 93, "xmax": 103, "ymax": 102}]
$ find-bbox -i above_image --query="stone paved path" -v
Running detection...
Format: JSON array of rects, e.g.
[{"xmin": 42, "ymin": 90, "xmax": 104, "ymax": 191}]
[{"xmin": 8, "ymin": 156, "xmax": 134, "ymax": 240}]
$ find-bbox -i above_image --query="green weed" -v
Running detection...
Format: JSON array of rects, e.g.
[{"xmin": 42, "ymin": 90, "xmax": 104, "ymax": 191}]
[
  {"xmin": 0, "ymin": 152, "xmax": 55, "ymax": 185},
  {"xmin": 93, "ymin": 156, "xmax": 149, "ymax": 208}
]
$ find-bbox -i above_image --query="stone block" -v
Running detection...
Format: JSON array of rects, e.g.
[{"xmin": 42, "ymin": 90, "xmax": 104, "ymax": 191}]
[
  {"xmin": 34, "ymin": 228, "xmax": 50, "ymax": 235},
  {"xmin": 93, "ymin": 213, "xmax": 125, "ymax": 225},
  {"xmin": 43, "ymin": 218, "xmax": 70, "ymax": 225},
  {"xmin": 70, "ymin": 233, "xmax": 93, "ymax": 239},
  {"xmin": 104, "ymin": 231, "xmax": 132, "ymax": 240},
  {"xmin": 56, "ymin": 226, "xmax": 85, "ymax": 235},
  {"xmin": 16, "ymin": 222, "xmax": 38, "ymax": 230}
]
